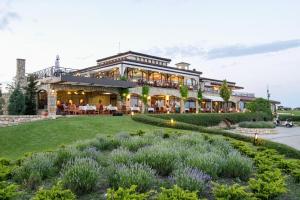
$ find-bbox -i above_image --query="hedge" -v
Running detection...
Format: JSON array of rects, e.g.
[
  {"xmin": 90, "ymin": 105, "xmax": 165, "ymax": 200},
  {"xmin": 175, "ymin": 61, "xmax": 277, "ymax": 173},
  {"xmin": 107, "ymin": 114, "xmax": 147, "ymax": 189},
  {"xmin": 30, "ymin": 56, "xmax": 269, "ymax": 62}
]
[
  {"xmin": 151, "ymin": 112, "xmax": 272, "ymax": 127},
  {"xmin": 278, "ymin": 115, "xmax": 300, "ymax": 122},
  {"xmin": 132, "ymin": 115, "xmax": 300, "ymax": 159}
]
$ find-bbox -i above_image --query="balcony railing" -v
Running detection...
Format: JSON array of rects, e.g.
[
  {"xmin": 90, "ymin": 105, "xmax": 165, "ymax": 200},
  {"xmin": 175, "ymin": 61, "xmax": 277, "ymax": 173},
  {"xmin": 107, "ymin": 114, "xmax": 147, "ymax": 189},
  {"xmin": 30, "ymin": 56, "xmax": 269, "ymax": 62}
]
[
  {"xmin": 232, "ymin": 91, "xmax": 255, "ymax": 98},
  {"xmin": 32, "ymin": 66, "xmax": 77, "ymax": 80},
  {"xmin": 135, "ymin": 79, "xmax": 198, "ymax": 90}
]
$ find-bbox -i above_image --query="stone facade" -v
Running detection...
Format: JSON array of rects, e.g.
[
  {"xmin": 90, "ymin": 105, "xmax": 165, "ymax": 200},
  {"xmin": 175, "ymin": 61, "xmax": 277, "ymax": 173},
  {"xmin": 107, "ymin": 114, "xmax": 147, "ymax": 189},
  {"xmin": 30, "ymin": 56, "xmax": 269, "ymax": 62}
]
[{"xmin": 16, "ymin": 59, "xmax": 27, "ymax": 89}]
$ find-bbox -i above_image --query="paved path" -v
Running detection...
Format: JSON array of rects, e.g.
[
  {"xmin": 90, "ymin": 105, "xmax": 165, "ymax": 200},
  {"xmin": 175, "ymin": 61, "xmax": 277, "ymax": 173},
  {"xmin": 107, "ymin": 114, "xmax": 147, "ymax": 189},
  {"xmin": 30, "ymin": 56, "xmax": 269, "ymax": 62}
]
[{"xmin": 259, "ymin": 127, "xmax": 300, "ymax": 150}]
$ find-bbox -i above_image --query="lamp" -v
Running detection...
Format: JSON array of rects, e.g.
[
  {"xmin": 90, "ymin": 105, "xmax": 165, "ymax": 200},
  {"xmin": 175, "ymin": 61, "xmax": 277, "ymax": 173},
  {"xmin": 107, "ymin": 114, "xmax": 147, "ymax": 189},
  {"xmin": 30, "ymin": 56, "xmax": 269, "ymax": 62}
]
[
  {"xmin": 253, "ymin": 133, "xmax": 258, "ymax": 145},
  {"xmin": 130, "ymin": 111, "xmax": 134, "ymax": 118},
  {"xmin": 170, "ymin": 118, "xmax": 174, "ymax": 124}
]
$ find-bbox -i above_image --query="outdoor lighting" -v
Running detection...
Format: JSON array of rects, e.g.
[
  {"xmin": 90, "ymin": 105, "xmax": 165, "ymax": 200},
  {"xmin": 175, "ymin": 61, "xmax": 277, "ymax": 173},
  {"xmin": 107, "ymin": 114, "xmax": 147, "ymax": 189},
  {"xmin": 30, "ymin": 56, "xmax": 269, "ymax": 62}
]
[
  {"xmin": 253, "ymin": 133, "xmax": 258, "ymax": 145},
  {"xmin": 147, "ymin": 96, "xmax": 151, "ymax": 100},
  {"xmin": 130, "ymin": 111, "xmax": 134, "ymax": 118},
  {"xmin": 103, "ymin": 92, "xmax": 111, "ymax": 95},
  {"xmin": 67, "ymin": 91, "xmax": 71, "ymax": 95},
  {"xmin": 170, "ymin": 118, "xmax": 174, "ymax": 124},
  {"xmin": 167, "ymin": 111, "xmax": 170, "ymax": 114},
  {"xmin": 74, "ymin": 91, "xmax": 78, "ymax": 95},
  {"xmin": 82, "ymin": 91, "xmax": 85, "ymax": 95}
]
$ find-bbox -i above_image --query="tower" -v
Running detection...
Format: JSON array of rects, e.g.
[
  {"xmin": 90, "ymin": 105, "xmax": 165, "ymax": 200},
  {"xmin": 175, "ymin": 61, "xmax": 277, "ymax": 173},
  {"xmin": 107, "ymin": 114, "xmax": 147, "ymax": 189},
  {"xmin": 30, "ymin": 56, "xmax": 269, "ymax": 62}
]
[
  {"xmin": 55, "ymin": 55, "xmax": 60, "ymax": 69},
  {"xmin": 16, "ymin": 58, "xmax": 27, "ymax": 88}
]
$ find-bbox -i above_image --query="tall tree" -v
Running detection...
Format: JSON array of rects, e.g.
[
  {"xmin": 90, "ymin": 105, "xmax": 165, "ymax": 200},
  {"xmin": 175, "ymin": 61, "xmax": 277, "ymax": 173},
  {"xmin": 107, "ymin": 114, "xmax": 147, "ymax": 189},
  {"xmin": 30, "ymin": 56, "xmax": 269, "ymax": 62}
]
[
  {"xmin": 118, "ymin": 76, "xmax": 129, "ymax": 104},
  {"xmin": 8, "ymin": 84, "xmax": 25, "ymax": 115},
  {"xmin": 0, "ymin": 88, "xmax": 4, "ymax": 115},
  {"xmin": 197, "ymin": 88, "xmax": 203, "ymax": 112},
  {"xmin": 179, "ymin": 85, "xmax": 188, "ymax": 101},
  {"xmin": 219, "ymin": 80, "xmax": 231, "ymax": 112},
  {"xmin": 24, "ymin": 75, "xmax": 38, "ymax": 115}
]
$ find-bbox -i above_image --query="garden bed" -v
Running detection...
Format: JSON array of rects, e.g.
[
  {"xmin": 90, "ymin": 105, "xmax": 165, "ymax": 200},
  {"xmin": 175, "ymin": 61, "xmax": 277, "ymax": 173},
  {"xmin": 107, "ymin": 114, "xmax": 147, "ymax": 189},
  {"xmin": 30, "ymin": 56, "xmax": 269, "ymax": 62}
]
[{"xmin": 1, "ymin": 129, "xmax": 300, "ymax": 199}]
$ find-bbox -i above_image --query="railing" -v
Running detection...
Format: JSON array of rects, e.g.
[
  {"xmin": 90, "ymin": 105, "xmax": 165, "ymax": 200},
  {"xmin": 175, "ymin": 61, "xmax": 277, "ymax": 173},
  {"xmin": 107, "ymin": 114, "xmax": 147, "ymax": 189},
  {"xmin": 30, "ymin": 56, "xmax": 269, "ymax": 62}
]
[
  {"xmin": 32, "ymin": 66, "xmax": 77, "ymax": 80},
  {"xmin": 203, "ymin": 88, "xmax": 219, "ymax": 94},
  {"xmin": 135, "ymin": 79, "xmax": 198, "ymax": 90}
]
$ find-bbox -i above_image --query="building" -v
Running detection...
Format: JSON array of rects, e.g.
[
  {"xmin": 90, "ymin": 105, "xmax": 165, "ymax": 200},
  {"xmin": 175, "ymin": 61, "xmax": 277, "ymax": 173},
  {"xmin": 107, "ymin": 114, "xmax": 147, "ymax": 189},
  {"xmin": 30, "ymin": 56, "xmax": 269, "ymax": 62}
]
[{"xmin": 26, "ymin": 51, "xmax": 278, "ymax": 116}]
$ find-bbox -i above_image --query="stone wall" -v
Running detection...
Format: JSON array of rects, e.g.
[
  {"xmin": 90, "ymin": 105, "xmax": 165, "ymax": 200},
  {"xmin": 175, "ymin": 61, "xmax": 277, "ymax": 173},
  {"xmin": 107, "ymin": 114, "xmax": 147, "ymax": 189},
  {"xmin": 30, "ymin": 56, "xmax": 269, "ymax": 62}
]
[{"xmin": 0, "ymin": 115, "xmax": 44, "ymax": 127}]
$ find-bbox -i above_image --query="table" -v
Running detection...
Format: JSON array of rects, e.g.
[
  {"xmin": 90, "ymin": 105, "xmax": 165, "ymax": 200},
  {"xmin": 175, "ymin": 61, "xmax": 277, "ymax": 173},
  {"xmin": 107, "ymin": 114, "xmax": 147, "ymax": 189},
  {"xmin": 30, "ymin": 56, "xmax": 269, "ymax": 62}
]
[
  {"xmin": 130, "ymin": 107, "xmax": 140, "ymax": 112},
  {"xmin": 148, "ymin": 107, "xmax": 155, "ymax": 112},
  {"xmin": 79, "ymin": 105, "xmax": 96, "ymax": 111}
]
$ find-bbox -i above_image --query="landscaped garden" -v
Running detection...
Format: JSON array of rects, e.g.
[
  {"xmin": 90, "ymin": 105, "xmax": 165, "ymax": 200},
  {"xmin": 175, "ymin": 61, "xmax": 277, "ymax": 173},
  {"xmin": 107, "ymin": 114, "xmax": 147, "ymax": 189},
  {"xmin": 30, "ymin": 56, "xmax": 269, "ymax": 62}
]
[{"xmin": 1, "ymin": 111, "xmax": 300, "ymax": 199}]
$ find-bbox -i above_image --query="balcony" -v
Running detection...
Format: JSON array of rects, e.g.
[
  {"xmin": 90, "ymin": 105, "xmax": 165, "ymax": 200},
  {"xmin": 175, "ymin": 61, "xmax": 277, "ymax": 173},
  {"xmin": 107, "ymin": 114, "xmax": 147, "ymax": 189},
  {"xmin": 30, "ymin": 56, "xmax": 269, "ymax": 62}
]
[
  {"xmin": 232, "ymin": 91, "xmax": 255, "ymax": 98},
  {"xmin": 32, "ymin": 66, "xmax": 77, "ymax": 80},
  {"xmin": 135, "ymin": 79, "xmax": 198, "ymax": 90}
]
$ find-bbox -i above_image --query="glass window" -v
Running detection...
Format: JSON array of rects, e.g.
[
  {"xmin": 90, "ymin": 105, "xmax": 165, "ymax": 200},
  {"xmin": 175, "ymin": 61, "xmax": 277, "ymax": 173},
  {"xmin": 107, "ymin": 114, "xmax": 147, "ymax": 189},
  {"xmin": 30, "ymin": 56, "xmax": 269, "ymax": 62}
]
[{"xmin": 130, "ymin": 96, "xmax": 139, "ymax": 107}]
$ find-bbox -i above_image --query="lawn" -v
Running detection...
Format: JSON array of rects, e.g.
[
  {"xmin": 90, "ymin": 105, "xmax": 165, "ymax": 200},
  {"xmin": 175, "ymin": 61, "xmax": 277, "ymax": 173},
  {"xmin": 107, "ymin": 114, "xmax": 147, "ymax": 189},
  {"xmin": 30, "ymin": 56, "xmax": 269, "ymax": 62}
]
[
  {"xmin": 278, "ymin": 110, "xmax": 300, "ymax": 116},
  {"xmin": 0, "ymin": 116, "xmax": 160, "ymax": 159}
]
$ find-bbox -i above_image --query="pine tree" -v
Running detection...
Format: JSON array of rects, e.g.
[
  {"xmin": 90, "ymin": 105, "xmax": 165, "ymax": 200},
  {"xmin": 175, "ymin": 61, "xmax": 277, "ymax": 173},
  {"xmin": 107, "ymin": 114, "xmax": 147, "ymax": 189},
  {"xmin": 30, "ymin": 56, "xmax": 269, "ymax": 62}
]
[
  {"xmin": 220, "ymin": 80, "xmax": 231, "ymax": 112},
  {"xmin": 8, "ymin": 84, "xmax": 25, "ymax": 115},
  {"xmin": 24, "ymin": 75, "xmax": 38, "ymax": 115}
]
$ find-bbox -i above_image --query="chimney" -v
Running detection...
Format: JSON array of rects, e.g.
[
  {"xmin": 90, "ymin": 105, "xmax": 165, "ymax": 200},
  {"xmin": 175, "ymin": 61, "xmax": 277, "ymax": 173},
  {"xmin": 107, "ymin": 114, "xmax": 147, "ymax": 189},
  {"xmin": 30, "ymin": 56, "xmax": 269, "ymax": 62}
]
[{"xmin": 16, "ymin": 58, "xmax": 27, "ymax": 88}]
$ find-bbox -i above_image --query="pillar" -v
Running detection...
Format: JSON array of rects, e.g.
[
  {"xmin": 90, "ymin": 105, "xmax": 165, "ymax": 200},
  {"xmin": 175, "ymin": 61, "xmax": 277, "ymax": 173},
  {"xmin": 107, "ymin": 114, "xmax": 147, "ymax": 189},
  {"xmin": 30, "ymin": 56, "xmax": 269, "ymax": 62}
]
[
  {"xmin": 195, "ymin": 100, "xmax": 199, "ymax": 113},
  {"xmin": 48, "ymin": 89, "xmax": 57, "ymax": 118},
  {"xmin": 180, "ymin": 99, "xmax": 185, "ymax": 113},
  {"xmin": 141, "ymin": 102, "xmax": 145, "ymax": 114}
]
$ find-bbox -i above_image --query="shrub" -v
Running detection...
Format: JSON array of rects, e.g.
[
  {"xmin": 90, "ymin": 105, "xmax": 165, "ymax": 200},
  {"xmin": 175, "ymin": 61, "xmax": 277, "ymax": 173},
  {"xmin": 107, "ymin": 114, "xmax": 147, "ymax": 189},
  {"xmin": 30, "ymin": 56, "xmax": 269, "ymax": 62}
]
[
  {"xmin": 32, "ymin": 182, "xmax": 76, "ymax": 200},
  {"xmin": 106, "ymin": 185, "xmax": 150, "ymax": 200},
  {"xmin": 213, "ymin": 183, "xmax": 255, "ymax": 200},
  {"xmin": 249, "ymin": 169, "xmax": 287, "ymax": 199},
  {"xmin": 278, "ymin": 114, "xmax": 300, "ymax": 122},
  {"xmin": 0, "ymin": 181, "xmax": 20, "ymax": 200},
  {"xmin": 120, "ymin": 136, "xmax": 152, "ymax": 152},
  {"xmin": 108, "ymin": 163, "xmax": 156, "ymax": 192},
  {"xmin": 171, "ymin": 167, "xmax": 211, "ymax": 195},
  {"xmin": 110, "ymin": 147, "xmax": 132, "ymax": 165},
  {"xmin": 221, "ymin": 151, "xmax": 253, "ymax": 180},
  {"xmin": 61, "ymin": 157, "xmax": 101, "ymax": 194},
  {"xmin": 89, "ymin": 135, "xmax": 120, "ymax": 151},
  {"xmin": 13, "ymin": 152, "xmax": 56, "ymax": 186},
  {"xmin": 157, "ymin": 185, "xmax": 198, "ymax": 200},
  {"xmin": 0, "ymin": 159, "xmax": 12, "ymax": 181},
  {"xmin": 186, "ymin": 152, "xmax": 225, "ymax": 179},
  {"xmin": 133, "ymin": 145, "xmax": 180, "ymax": 176},
  {"xmin": 239, "ymin": 121, "xmax": 275, "ymax": 129},
  {"xmin": 54, "ymin": 147, "xmax": 81, "ymax": 169}
]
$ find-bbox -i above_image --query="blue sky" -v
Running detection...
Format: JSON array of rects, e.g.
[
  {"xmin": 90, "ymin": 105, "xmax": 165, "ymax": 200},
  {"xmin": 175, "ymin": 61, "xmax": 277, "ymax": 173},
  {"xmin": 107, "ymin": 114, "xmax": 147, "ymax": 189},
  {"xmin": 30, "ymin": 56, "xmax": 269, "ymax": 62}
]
[{"xmin": 0, "ymin": 0, "xmax": 300, "ymax": 107}]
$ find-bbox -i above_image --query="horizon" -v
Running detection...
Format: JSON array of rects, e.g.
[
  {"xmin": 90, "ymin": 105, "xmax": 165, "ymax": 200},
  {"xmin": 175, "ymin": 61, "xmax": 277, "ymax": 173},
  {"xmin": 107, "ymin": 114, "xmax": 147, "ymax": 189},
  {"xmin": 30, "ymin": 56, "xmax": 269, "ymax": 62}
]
[{"xmin": 0, "ymin": 0, "xmax": 299, "ymax": 107}]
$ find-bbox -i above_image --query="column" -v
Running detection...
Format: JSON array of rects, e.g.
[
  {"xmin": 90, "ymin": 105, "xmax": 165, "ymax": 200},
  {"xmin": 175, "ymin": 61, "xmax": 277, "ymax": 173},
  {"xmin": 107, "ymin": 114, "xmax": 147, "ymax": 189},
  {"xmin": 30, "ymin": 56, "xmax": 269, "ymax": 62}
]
[
  {"xmin": 195, "ymin": 100, "xmax": 199, "ymax": 113},
  {"xmin": 47, "ymin": 89, "xmax": 57, "ymax": 118},
  {"xmin": 180, "ymin": 99, "xmax": 185, "ymax": 113}
]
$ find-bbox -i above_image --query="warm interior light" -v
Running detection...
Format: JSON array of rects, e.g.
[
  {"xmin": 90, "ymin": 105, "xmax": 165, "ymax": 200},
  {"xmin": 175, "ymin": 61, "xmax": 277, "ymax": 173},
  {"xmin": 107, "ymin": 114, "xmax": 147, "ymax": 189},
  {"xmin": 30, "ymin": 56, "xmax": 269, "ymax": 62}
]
[
  {"xmin": 103, "ymin": 92, "xmax": 111, "ymax": 95},
  {"xmin": 170, "ymin": 118, "xmax": 174, "ymax": 124},
  {"xmin": 67, "ymin": 91, "xmax": 71, "ymax": 95},
  {"xmin": 82, "ymin": 91, "xmax": 85, "ymax": 95},
  {"xmin": 74, "ymin": 91, "xmax": 78, "ymax": 95}
]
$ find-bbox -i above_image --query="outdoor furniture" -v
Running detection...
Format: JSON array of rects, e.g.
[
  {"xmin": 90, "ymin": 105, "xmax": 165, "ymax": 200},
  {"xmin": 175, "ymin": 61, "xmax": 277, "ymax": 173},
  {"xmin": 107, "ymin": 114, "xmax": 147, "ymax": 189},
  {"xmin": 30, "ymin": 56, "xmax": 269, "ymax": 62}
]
[
  {"xmin": 130, "ymin": 106, "xmax": 140, "ymax": 112},
  {"xmin": 148, "ymin": 107, "xmax": 155, "ymax": 113},
  {"xmin": 79, "ymin": 105, "xmax": 96, "ymax": 114}
]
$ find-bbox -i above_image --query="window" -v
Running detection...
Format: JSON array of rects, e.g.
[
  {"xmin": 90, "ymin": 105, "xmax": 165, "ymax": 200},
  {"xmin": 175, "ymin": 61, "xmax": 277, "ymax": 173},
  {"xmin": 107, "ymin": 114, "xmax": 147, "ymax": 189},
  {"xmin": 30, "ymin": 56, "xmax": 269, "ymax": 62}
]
[{"xmin": 130, "ymin": 96, "xmax": 139, "ymax": 107}]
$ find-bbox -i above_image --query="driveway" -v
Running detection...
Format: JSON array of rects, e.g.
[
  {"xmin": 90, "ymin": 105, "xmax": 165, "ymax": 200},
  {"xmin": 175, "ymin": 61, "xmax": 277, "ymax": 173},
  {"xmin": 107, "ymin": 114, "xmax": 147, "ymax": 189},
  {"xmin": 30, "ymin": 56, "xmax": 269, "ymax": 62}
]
[{"xmin": 260, "ymin": 127, "xmax": 300, "ymax": 150}]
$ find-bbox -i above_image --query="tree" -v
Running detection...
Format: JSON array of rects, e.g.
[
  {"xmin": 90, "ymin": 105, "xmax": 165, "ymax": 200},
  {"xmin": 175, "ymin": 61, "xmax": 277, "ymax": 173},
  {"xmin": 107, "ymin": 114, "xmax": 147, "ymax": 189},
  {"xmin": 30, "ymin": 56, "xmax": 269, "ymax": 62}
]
[
  {"xmin": 118, "ymin": 76, "xmax": 129, "ymax": 103},
  {"xmin": 197, "ymin": 88, "xmax": 203, "ymax": 113},
  {"xmin": 0, "ymin": 88, "xmax": 4, "ymax": 115},
  {"xmin": 141, "ymin": 86, "xmax": 150, "ymax": 113},
  {"xmin": 24, "ymin": 75, "xmax": 38, "ymax": 115},
  {"xmin": 8, "ymin": 84, "xmax": 25, "ymax": 115},
  {"xmin": 246, "ymin": 98, "xmax": 272, "ymax": 115},
  {"xmin": 179, "ymin": 85, "xmax": 188, "ymax": 101},
  {"xmin": 219, "ymin": 80, "xmax": 231, "ymax": 112}
]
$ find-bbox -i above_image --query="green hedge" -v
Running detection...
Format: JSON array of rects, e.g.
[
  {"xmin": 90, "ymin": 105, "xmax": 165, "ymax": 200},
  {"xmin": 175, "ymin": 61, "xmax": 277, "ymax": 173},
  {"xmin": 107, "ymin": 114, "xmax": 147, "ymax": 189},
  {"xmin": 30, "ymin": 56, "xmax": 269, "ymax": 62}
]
[
  {"xmin": 132, "ymin": 115, "xmax": 300, "ymax": 159},
  {"xmin": 278, "ymin": 115, "xmax": 300, "ymax": 122},
  {"xmin": 239, "ymin": 121, "xmax": 275, "ymax": 129},
  {"xmin": 151, "ymin": 112, "xmax": 272, "ymax": 127}
]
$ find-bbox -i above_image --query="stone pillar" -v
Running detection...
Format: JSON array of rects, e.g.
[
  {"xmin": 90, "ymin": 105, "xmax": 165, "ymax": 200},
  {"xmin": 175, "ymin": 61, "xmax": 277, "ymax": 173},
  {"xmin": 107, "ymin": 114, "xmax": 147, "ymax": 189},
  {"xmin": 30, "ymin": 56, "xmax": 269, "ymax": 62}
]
[
  {"xmin": 47, "ymin": 89, "xmax": 57, "ymax": 118},
  {"xmin": 16, "ymin": 59, "xmax": 27, "ymax": 89},
  {"xmin": 195, "ymin": 100, "xmax": 199, "ymax": 113},
  {"xmin": 180, "ymin": 99, "xmax": 185, "ymax": 113}
]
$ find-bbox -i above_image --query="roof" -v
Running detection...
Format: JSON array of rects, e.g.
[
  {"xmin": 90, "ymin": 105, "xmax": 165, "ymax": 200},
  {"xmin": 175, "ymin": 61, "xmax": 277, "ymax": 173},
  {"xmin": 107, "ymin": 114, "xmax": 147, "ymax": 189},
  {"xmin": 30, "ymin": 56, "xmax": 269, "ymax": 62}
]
[
  {"xmin": 73, "ymin": 60, "xmax": 202, "ymax": 76},
  {"xmin": 96, "ymin": 51, "xmax": 172, "ymax": 62},
  {"xmin": 175, "ymin": 62, "xmax": 190, "ymax": 65},
  {"xmin": 59, "ymin": 75, "xmax": 137, "ymax": 88},
  {"xmin": 200, "ymin": 77, "xmax": 236, "ymax": 85}
]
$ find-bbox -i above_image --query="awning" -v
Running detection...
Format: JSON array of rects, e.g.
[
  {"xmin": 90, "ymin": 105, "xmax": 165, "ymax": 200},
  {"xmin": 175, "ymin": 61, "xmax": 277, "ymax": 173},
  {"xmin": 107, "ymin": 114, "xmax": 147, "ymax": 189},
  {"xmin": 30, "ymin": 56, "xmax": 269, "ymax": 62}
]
[{"xmin": 203, "ymin": 95, "xmax": 224, "ymax": 102}]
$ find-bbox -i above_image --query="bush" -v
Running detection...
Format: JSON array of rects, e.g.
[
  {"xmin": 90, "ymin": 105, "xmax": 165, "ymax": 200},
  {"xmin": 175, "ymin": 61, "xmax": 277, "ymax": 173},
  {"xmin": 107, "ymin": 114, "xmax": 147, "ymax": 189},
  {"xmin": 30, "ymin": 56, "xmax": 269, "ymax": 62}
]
[
  {"xmin": 213, "ymin": 183, "xmax": 255, "ymax": 200},
  {"xmin": 0, "ymin": 158, "xmax": 12, "ymax": 181},
  {"xmin": 249, "ymin": 169, "xmax": 287, "ymax": 199},
  {"xmin": 108, "ymin": 163, "xmax": 156, "ymax": 192},
  {"xmin": 151, "ymin": 112, "xmax": 272, "ymax": 127},
  {"xmin": 239, "ymin": 121, "xmax": 275, "ymax": 129},
  {"xmin": 157, "ymin": 185, "xmax": 198, "ymax": 200},
  {"xmin": 119, "ymin": 136, "xmax": 153, "ymax": 151},
  {"xmin": 110, "ymin": 147, "xmax": 132, "ymax": 165},
  {"xmin": 0, "ymin": 181, "xmax": 20, "ymax": 200},
  {"xmin": 171, "ymin": 167, "xmax": 211, "ymax": 195},
  {"xmin": 32, "ymin": 182, "xmax": 76, "ymax": 200},
  {"xmin": 186, "ymin": 152, "xmax": 225, "ymax": 179},
  {"xmin": 13, "ymin": 152, "xmax": 56, "ymax": 187},
  {"xmin": 221, "ymin": 151, "xmax": 253, "ymax": 180},
  {"xmin": 61, "ymin": 157, "xmax": 101, "ymax": 194},
  {"xmin": 106, "ymin": 185, "xmax": 150, "ymax": 200},
  {"xmin": 278, "ymin": 114, "xmax": 300, "ymax": 122},
  {"xmin": 54, "ymin": 147, "xmax": 81, "ymax": 169},
  {"xmin": 89, "ymin": 135, "xmax": 120, "ymax": 151},
  {"xmin": 133, "ymin": 145, "xmax": 179, "ymax": 176}
]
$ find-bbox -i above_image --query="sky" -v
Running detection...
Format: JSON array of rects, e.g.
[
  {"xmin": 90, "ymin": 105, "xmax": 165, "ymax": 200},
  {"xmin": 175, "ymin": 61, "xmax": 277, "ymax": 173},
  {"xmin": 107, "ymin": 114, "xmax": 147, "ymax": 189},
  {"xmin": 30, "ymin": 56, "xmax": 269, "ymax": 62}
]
[{"xmin": 0, "ymin": 0, "xmax": 299, "ymax": 107}]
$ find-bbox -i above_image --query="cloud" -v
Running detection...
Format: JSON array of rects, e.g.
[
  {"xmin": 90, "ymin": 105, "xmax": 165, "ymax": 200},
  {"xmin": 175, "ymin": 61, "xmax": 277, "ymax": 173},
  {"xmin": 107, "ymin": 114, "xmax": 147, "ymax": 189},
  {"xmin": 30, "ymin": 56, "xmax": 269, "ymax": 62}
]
[
  {"xmin": 0, "ymin": 1, "xmax": 20, "ymax": 31},
  {"xmin": 144, "ymin": 39, "xmax": 300, "ymax": 60}
]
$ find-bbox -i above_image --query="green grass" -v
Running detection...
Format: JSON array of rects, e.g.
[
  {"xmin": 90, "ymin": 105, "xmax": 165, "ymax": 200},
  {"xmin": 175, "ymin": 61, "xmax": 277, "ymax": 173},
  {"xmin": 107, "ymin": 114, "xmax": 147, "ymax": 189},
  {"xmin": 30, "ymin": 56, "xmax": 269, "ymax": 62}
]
[
  {"xmin": 238, "ymin": 121, "xmax": 275, "ymax": 129},
  {"xmin": 0, "ymin": 116, "xmax": 159, "ymax": 159}
]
